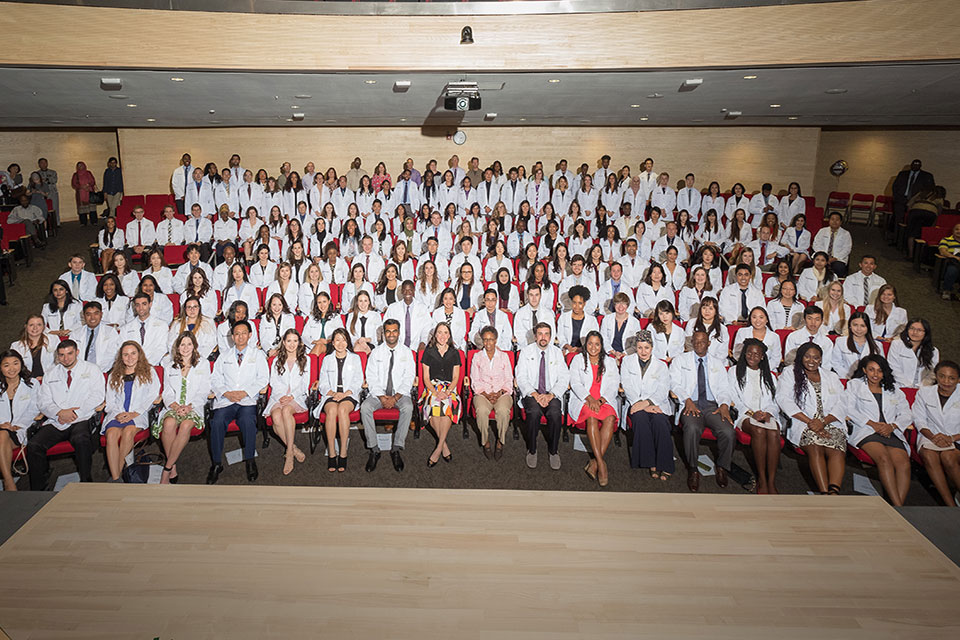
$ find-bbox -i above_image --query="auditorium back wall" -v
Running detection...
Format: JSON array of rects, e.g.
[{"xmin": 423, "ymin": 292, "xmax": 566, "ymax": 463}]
[{"xmin": 118, "ymin": 126, "xmax": 822, "ymax": 202}]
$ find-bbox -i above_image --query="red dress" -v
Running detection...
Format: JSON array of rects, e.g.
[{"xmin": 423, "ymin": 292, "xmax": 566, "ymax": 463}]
[{"xmin": 571, "ymin": 364, "xmax": 618, "ymax": 425}]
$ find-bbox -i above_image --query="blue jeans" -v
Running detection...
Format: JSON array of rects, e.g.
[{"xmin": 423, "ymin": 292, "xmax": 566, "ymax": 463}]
[
  {"xmin": 209, "ymin": 404, "xmax": 258, "ymax": 463},
  {"xmin": 943, "ymin": 261, "xmax": 960, "ymax": 293}
]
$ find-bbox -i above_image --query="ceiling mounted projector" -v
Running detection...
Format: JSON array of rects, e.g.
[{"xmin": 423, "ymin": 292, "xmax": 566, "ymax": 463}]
[{"xmin": 443, "ymin": 81, "xmax": 481, "ymax": 111}]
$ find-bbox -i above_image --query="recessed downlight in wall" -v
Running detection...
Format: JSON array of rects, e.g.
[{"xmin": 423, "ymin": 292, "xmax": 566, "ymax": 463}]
[
  {"xmin": 519, "ymin": 117, "xmax": 526, "ymax": 122},
  {"xmin": 170, "ymin": 77, "xmax": 185, "ymax": 82},
  {"xmin": 787, "ymin": 116, "xmax": 799, "ymax": 120},
  {"xmin": 743, "ymin": 75, "xmax": 758, "ymax": 80},
  {"xmin": 291, "ymin": 105, "xmax": 300, "ymax": 109},
  {"xmin": 126, "ymin": 104, "xmax": 137, "ymax": 108},
  {"xmin": 295, "ymin": 94, "xmax": 312, "ymax": 99},
  {"xmin": 825, "ymin": 88, "xmax": 848, "ymax": 94},
  {"xmin": 639, "ymin": 117, "xmax": 649, "ymax": 121},
  {"xmin": 209, "ymin": 120, "xmax": 221, "ymax": 124},
  {"xmin": 50, "ymin": 120, "xmax": 64, "ymax": 124},
  {"xmin": 146, "ymin": 118, "xmax": 156, "ymax": 122},
  {"xmin": 400, "ymin": 118, "xmax": 407, "ymax": 122},
  {"xmin": 769, "ymin": 104, "xmax": 781, "ymax": 108},
  {"xmin": 630, "ymin": 104, "xmax": 641, "ymax": 108},
  {"xmin": 209, "ymin": 109, "xmax": 216, "ymax": 114},
  {"xmin": 364, "ymin": 80, "xmax": 377, "ymax": 85}
]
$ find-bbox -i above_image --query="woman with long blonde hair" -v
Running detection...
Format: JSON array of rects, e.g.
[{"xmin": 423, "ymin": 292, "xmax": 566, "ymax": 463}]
[{"xmin": 103, "ymin": 341, "xmax": 160, "ymax": 481}]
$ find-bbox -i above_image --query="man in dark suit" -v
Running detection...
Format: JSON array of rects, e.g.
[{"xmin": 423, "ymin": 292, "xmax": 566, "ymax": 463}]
[{"xmin": 890, "ymin": 159, "xmax": 935, "ymax": 234}]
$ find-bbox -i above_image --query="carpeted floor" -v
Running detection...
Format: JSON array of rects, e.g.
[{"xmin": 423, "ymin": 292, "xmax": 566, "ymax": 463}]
[{"xmin": 1, "ymin": 219, "xmax": 957, "ymax": 504}]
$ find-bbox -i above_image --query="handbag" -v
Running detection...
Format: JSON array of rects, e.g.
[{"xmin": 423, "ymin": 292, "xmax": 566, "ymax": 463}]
[
  {"xmin": 121, "ymin": 449, "xmax": 166, "ymax": 483},
  {"xmin": 88, "ymin": 190, "xmax": 105, "ymax": 205}
]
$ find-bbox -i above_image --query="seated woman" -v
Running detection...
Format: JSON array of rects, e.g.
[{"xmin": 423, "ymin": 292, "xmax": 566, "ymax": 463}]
[
  {"xmin": 485, "ymin": 239, "xmax": 514, "ymax": 281},
  {"xmin": 0, "ymin": 350, "xmax": 39, "ymax": 491},
  {"xmin": 819, "ymin": 281, "xmax": 853, "ymax": 335},
  {"xmin": 600, "ymin": 292, "xmax": 640, "ymax": 361},
  {"xmin": 313, "ymin": 328, "xmax": 363, "ymax": 473},
  {"xmin": 345, "ymin": 290, "xmax": 382, "ymax": 355},
  {"xmin": 303, "ymin": 291, "xmax": 343, "ymax": 356},
  {"xmin": 766, "ymin": 279, "xmax": 803, "ymax": 332},
  {"xmin": 136, "ymin": 275, "xmax": 174, "ymax": 326},
  {"xmin": 265, "ymin": 329, "xmax": 310, "ymax": 476},
  {"xmin": 492, "ymin": 267, "xmax": 521, "ymax": 314},
  {"xmin": 156, "ymin": 332, "xmax": 211, "ymax": 484},
  {"xmin": 776, "ymin": 342, "xmax": 847, "ymax": 494},
  {"xmin": 888, "ymin": 318, "xmax": 939, "ymax": 387},
  {"xmin": 733, "ymin": 306, "xmax": 783, "ymax": 370},
  {"xmin": 144, "ymin": 250, "xmax": 174, "ymax": 296},
  {"xmin": 570, "ymin": 331, "xmax": 620, "ymax": 487},
  {"xmin": 374, "ymin": 263, "xmax": 401, "ymax": 311},
  {"xmin": 677, "ymin": 266, "xmax": 715, "ymax": 322},
  {"xmin": 42, "ymin": 279, "xmax": 82, "ymax": 338},
  {"xmin": 257, "ymin": 293, "xmax": 296, "ymax": 359},
  {"xmin": 914, "ymin": 360, "xmax": 960, "ymax": 506},
  {"xmin": 684, "ymin": 296, "xmax": 728, "ymax": 361},
  {"xmin": 780, "ymin": 213, "xmax": 811, "ymax": 273},
  {"xmin": 847, "ymin": 355, "xmax": 912, "ymax": 506},
  {"xmin": 182, "ymin": 268, "xmax": 219, "ymax": 320},
  {"xmin": 558, "ymin": 285, "xmax": 599, "ymax": 357},
  {"xmin": 297, "ymin": 263, "xmax": 327, "ymax": 316},
  {"xmin": 764, "ymin": 258, "xmax": 794, "ymax": 298},
  {"xmin": 340, "ymin": 262, "xmax": 373, "ymax": 312},
  {"xmin": 416, "ymin": 260, "xmax": 443, "ymax": 311},
  {"xmin": 168, "ymin": 296, "xmax": 217, "ymax": 360},
  {"xmin": 865, "ymin": 284, "xmax": 907, "ymax": 340},
  {"xmin": 102, "ymin": 341, "xmax": 160, "ymax": 482},
  {"xmin": 831, "ymin": 312, "xmax": 881, "ymax": 378},
  {"xmin": 10, "ymin": 314, "xmax": 58, "ymax": 380},
  {"xmin": 622, "ymin": 330, "xmax": 673, "ymax": 480},
  {"xmin": 648, "ymin": 300, "xmax": 684, "ymax": 364},
  {"xmin": 421, "ymin": 322, "xmax": 462, "ymax": 468},
  {"xmin": 796, "ymin": 251, "xmax": 836, "ymax": 302},
  {"xmin": 109, "ymin": 252, "xmax": 140, "ymax": 298},
  {"xmin": 729, "ymin": 339, "xmax": 781, "ymax": 494},
  {"xmin": 222, "ymin": 263, "xmax": 260, "ymax": 318},
  {"xmin": 94, "ymin": 273, "xmax": 131, "ymax": 329},
  {"xmin": 431, "ymin": 288, "xmax": 469, "ymax": 351}
]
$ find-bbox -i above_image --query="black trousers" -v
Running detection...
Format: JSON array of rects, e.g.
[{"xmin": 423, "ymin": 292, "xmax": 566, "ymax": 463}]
[
  {"xmin": 26, "ymin": 421, "xmax": 95, "ymax": 490},
  {"xmin": 522, "ymin": 396, "xmax": 562, "ymax": 455}
]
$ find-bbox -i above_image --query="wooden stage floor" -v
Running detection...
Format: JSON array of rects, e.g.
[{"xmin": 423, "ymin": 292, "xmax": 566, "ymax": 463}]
[{"xmin": 2, "ymin": 485, "xmax": 959, "ymax": 639}]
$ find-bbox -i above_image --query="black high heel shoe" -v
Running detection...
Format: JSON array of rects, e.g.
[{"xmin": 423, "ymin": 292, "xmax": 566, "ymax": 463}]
[
  {"xmin": 427, "ymin": 454, "xmax": 440, "ymax": 468},
  {"xmin": 442, "ymin": 451, "xmax": 453, "ymax": 463},
  {"xmin": 328, "ymin": 456, "xmax": 337, "ymax": 472},
  {"xmin": 163, "ymin": 465, "xmax": 178, "ymax": 484},
  {"xmin": 337, "ymin": 456, "xmax": 347, "ymax": 472}
]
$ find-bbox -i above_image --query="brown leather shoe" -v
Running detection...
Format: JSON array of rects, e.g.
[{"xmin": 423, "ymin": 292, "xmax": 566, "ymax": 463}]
[
  {"xmin": 716, "ymin": 466, "xmax": 729, "ymax": 488},
  {"xmin": 687, "ymin": 470, "xmax": 701, "ymax": 492}
]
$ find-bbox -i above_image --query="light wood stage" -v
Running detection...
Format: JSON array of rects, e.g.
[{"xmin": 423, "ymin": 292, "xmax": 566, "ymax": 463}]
[{"xmin": 2, "ymin": 485, "xmax": 959, "ymax": 639}]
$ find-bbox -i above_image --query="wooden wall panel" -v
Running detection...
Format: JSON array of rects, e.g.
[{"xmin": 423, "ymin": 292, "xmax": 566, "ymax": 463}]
[
  {"xmin": 118, "ymin": 126, "xmax": 820, "ymax": 199},
  {"xmin": 0, "ymin": 130, "xmax": 119, "ymax": 221},
  {"xmin": 813, "ymin": 129, "xmax": 960, "ymax": 210},
  {"xmin": 1, "ymin": 1, "xmax": 959, "ymax": 71}
]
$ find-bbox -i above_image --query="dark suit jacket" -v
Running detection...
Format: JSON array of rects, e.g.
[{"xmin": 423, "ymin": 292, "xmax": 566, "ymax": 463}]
[{"xmin": 892, "ymin": 169, "xmax": 934, "ymax": 203}]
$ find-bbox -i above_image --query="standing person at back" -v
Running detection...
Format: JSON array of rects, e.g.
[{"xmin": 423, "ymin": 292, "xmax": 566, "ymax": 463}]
[
  {"xmin": 102, "ymin": 157, "xmax": 124, "ymax": 218},
  {"xmin": 890, "ymin": 159, "xmax": 934, "ymax": 237},
  {"xmin": 37, "ymin": 157, "xmax": 59, "ymax": 227},
  {"xmin": 171, "ymin": 153, "xmax": 193, "ymax": 216}
]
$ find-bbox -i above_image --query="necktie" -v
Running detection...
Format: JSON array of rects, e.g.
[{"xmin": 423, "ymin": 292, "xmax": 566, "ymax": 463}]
[
  {"xmin": 195, "ymin": 218, "xmax": 200, "ymax": 240},
  {"xmin": 696, "ymin": 357, "xmax": 707, "ymax": 407},
  {"xmin": 488, "ymin": 311, "xmax": 495, "ymax": 330},
  {"xmin": 237, "ymin": 350, "xmax": 244, "ymax": 365},
  {"xmin": 360, "ymin": 316, "xmax": 367, "ymax": 338},
  {"xmin": 140, "ymin": 321, "xmax": 146, "ymax": 342},
  {"xmin": 808, "ymin": 335, "xmax": 815, "ymax": 343},
  {"xmin": 365, "ymin": 255, "xmax": 370, "ymax": 275},
  {"xmin": 689, "ymin": 188, "xmax": 694, "ymax": 204},
  {"xmin": 385, "ymin": 349, "xmax": 395, "ymax": 396},
  {"xmin": 862, "ymin": 276, "xmax": 870, "ymax": 306},
  {"xmin": 759, "ymin": 242, "xmax": 766, "ymax": 266},
  {"xmin": 405, "ymin": 305, "xmax": 412, "ymax": 347},
  {"xmin": 184, "ymin": 166, "xmax": 189, "ymax": 185},
  {"xmin": 167, "ymin": 221, "xmax": 173, "ymax": 243},
  {"xmin": 537, "ymin": 351, "xmax": 547, "ymax": 394},
  {"xmin": 532, "ymin": 309, "xmax": 538, "ymax": 326},
  {"xmin": 67, "ymin": 370, "xmax": 73, "ymax": 388},
  {"xmin": 828, "ymin": 230, "xmax": 836, "ymax": 258},
  {"xmin": 85, "ymin": 328, "xmax": 95, "ymax": 361},
  {"xmin": 402, "ymin": 181, "xmax": 409, "ymax": 204},
  {"xmin": 71, "ymin": 273, "xmax": 80, "ymax": 299},
  {"xmin": 136, "ymin": 221, "xmax": 142, "ymax": 246},
  {"xmin": 247, "ymin": 184, "xmax": 252, "ymax": 198},
  {"xmin": 107, "ymin": 231, "xmax": 113, "ymax": 249},
  {"xmin": 595, "ymin": 268, "xmax": 600, "ymax": 288},
  {"xmin": 906, "ymin": 172, "xmax": 915, "ymax": 196},
  {"xmin": 740, "ymin": 290, "xmax": 749, "ymax": 320}
]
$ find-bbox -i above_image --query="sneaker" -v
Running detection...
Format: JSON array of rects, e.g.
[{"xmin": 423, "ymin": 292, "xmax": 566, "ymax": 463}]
[
  {"xmin": 549, "ymin": 453, "xmax": 561, "ymax": 470},
  {"xmin": 943, "ymin": 291, "xmax": 953, "ymax": 300},
  {"xmin": 525, "ymin": 451, "xmax": 538, "ymax": 469}
]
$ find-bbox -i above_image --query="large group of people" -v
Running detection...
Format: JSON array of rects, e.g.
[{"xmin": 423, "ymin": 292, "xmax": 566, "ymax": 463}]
[{"xmin": 1, "ymin": 153, "xmax": 958, "ymax": 506}]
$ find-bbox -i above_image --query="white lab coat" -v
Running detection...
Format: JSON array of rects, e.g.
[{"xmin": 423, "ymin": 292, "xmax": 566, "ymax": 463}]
[
  {"xmin": 556, "ymin": 312, "xmax": 600, "ymax": 350},
  {"xmin": 171, "ymin": 164, "xmax": 193, "ymax": 200},
  {"xmin": 0, "ymin": 379, "xmax": 40, "ymax": 445},
  {"xmin": 887, "ymin": 340, "xmax": 939, "ymax": 388},
  {"xmin": 516, "ymin": 343, "xmax": 569, "ymax": 398},
  {"xmin": 551, "ymin": 189, "xmax": 576, "ymax": 218},
  {"xmin": 727, "ymin": 367, "xmax": 780, "ymax": 429},
  {"xmin": 211, "ymin": 346, "xmax": 270, "ymax": 410},
  {"xmin": 183, "ymin": 216, "xmax": 214, "ymax": 245},
  {"xmin": 775, "ymin": 367, "xmax": 847, "ymax": 446},
  {"xmin": 701, "ymin": 195, "xmax": 725, "ymax": 220},
  {"xmin": 10, "ymin": 338, "xmax": 58, "ymax": 377},
  {"xmin": 845, "ymin": 377, "xmax": 910, "ymax": 446},
  {"xmin": 159, "ymin": 356, "xmax": 211, "ymax": 419},
  {"xmin": 58, "ymin": 269, "xmax": 97, "ymax": 302},
  {"xmin": 345, "ymin": 310, "xmax": 383, "ymax": 347},
  {"xmin": 913, "ymin": 384, "xmax": 960, "ymax": 449},
  {"xmin": 265, "ymin": 281, "xmax": 300, "ymax": 315},
  {"xmin": 843, "ymin": 271, "xmax": 887, "ymax": 308},
  {"xmin": 74, "ymin": 323, "xmax": 122, "ymax": 372},
  {"xmin": 595, "ymin": 280, "xmax": 637, "ymax": 316},
  {"xmin": 526, "ymin": 181, "xmax": 551, "ymax": 216},
  {"xmin": 167, "ymin": 319, "xmax": 217, "ymax": 360},
  {"xmin": 222, "ymin": 283, "xmax": 261, "ymax": 317},
  {"xmin": 383, "ymin": 301, "xmax": 432, "ymax": 349},
  {"xmin": 125, "ymin": 218, "xmax": 156, "ymax": 249},
  {"xmin": 635, "ymin": 283, "xmax": 673, "ymax": 316},
  {"xmin": 777, "ymin": 195, "xmax": 806, "ymax": 227},
  {"xmin": 501, "ymin": 181, "xmax": 526, "ymax": 215},
  {"xmin": 650, "ymin": 186, "xmax": 676, "ymax": 218},
  {"xmin": 98, "ymin": 227, "xmax": 126, "ymax": 252},
  {"xmin": 42, "ymin": 301, "xmax": 83, "ymax": 335},
  {"xmin": 650, "ymin": 323, "xmax": 686, "ymax": 361},
  {"xmin": 748, "ymin": 193, "xmax": 780, "ymax": 226},
  {"xmin": 621, "ymin": 354, "xmax": 670, "ymax": 411},
  {"xmin": 718, "ymin": 284, "xmax": 765, "ymax": 324},
  {"xmin": 102, "ymin": 372, "xmax": 160, "ymax": 433},
  {"xmin": 314, "ymin": 351, "xmax": 364, "ymax": 411},
  {"xmin": 783, "ymin": 328, "xmax": 834, "ymax": 368},
  {"xmin": 237, "ymin": 182, "xmax": 263, "ymax": 215},
  {"xmin": 830, "ymin": 337, "xmax": 874, "ymax": 378},
  {"xmin": 477, "ymin": 181, "xmax": 501, "ymax": 215},
  {"xmin": 512, "ymin": 304, "xmax": 557, "ymax": 350},
  {"xmin": 568, "ymin": 354, "xmax": 620, "ymax": 421},
  {"xmin": 766, "ymin": 300, "xmax": 803, "ymax": 332},
  {"xmin": 724, "ymin": 194, "xmax": 752, "ymax": 221},
  {"xmin": 732, "ymin": 326, "xmax": 783, "ymax": 371},
  {"xmin": 470, "ymin": 308, "xmax": 514, "ymax": 351},
  {"xmin": 430, "ymin": 307, "xmax": 469, "ymax": 349},
  {"xmin": 684, "ymin": 322, "xmax": 730, "ymax": 361},
  {"xmin": 780, "ymin": 226, "xmax": 811, "ymax": 257},
  {"xmin": 257, "ymin": 313, "xmax": 297, "ymax": 355},
  {"xmin": 120, "ymin": 316, "xmax": 169, "ymax": 366},
  {"xmin": 184, "ymin": 179, "xmax": 217, "ymax": 217},
  {"xmin": 864, "ymin": 305, "xmax": 908, "ymax": 340},
  {"xmin": 173, "ymin": 260, "xmax": 215, "ymax": 295},
  {"xmin": 263, "ymin": 357, "xmax": 312, "ymax": 415},
  {"xmin": 38, "ymin": 360, "xmax": 106, "ymax": 429},
  {"xmin": 599, "ymin": 314, "xmax": 641, "ymax": 353},
  {"xmin": 811, "ymin": 227, "xmax": 853, "ymax": 264},
  {"xmin": 366, "ymin": 344, "xmax": 416, "ymax": 397},
  {"xmin": 670, "ymin": 352, "xmax": 732, "ymax": 405}
]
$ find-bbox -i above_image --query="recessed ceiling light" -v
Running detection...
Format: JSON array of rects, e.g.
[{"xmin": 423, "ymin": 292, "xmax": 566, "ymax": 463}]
[
  {"xmin": 647, "ymin": 93, "xmax": 663, "ymax": 99},
  {"xmin": 548, "ymin": 79, "xmax": 561, "ymax": 84},
  {"xmin": 108, "ymin": 95, "xmax": 128, "ymax": 99},
  {"xmin": 787, "ymin": 116, "xmax": 799, "ymax": 120},
  {"xmin": 400, "ymin": 118, "xmax": 407, "ymax": 122},
  {"xmin": 295, "ymin": 94, "xmax": 312, "ymax": 99},
  {"xmin": 743, "ymin": 75, "xmax": 757, "ymax": 80},
  {"xmin": 325, "ymin": 119, "xmax": 337, "ymax": 123},
  {"xmin": 825, "ymin": 88, "xmax": 848, "ymax": 94},
  {"xmin": 364, "ymin": 80, "xmax": 377, "ymax": 85},
  {"xmin": 519, "ymin": 117, "xmax": 526, "ymax": 121},
  {"xmin": 126, "ymin": 104, "xmax": 137, "ymax": 108},
  {"xmin": 170, "ymin": 77, "xmax": 184, "ymax": 82},
  {"xmin": 769, "ymin": 104, "xmax": 781, "ymax": 108},
  {"xmin": 50, "ymin": 120, "xmax": 63, "ymax": 124},
  {"xmin": 209, "ymin": 109, "xmax": 216, "ymax": 114},
  {"xmin": 291, "ymin": 105, "xmax": 300, "ymax": 109},
  {"xmin": 639, "ymin": 117, "xmax": 649, "ymax": 121},
  {"xmin": 630, "ymin": 104, "xmax": 641, "ymax": 108},
  {"xmin": 209, "ymin": 120, "xmax": 221, "ymax": 124},
  {"xmin": 286, "ymin": 118, "xmax": 294, "ymax": 122},
  {"xmin": 146, "ymin": 118, "xmax": 156, "ymax": 122}
]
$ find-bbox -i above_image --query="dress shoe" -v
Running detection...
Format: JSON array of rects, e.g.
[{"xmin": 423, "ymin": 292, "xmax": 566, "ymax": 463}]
[
  {"xmin": 366, "ymin": 450, "xmax": 381, "ymax": 472},
  {"xmin": 245, "ymin": 459, "xmax": 259, "ymax": 482},
  {"xmin": 494, "ymin": 442, "xmax": 503, "ymax": 461},
  {"xmin": 483, "ymin": 443, "xmax": 493, "ymax": 460},
  {"xmin": 206, "ymin": 464, "xmax": 223, "ymax": 485},
  {"xmin": 390, "ymin": 450, "xmax": 404, "ymax": 472},
  {"xmin": 687, "ymin": 470, "xmax": 701, "ymax": 493},
  {"xmin": 716, "ymin": 466, "xmax": 729, "ymax": 488}
]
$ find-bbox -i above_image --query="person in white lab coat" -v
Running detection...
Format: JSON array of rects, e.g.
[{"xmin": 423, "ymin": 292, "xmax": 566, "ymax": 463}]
[
  {"xmin": 184, "ymin": 167, "xmax": 216, "ymax": 217},
  {"xmin": 10, "ymin": 315, "xmax": 58, "ymax": 380},
  {"xmin": 729, "ymin": 339, "xmax": 781, "ymax": 494},
  {"xmin": 120, "ymin": 293, "xmax": 169, "ymax": 366},
  {"xmin": 864, "ymin": 284, "xmax": 908, "ymax": 340},
  {"xmin": 775, "ymin": 341, "xmax": 847, "ymax": 494},
  {"xmin": 470, "ymin": 290, "xmax": 514, "ymax": 351},
  {"xmin": 748, "ymin": 183, "xmax": 779, "ymax": 228},
  {"xmin": 777, "ymin": 182, "xmax": 806, "ymax": 229},
  {"xmin": 42, "ymin": 279, "xmax": 83, "ymax": 339},
  {"xmin": 887, "ymin": 319, "xmax": 940, "ymax": 388},
  {"xmin": 0, "ymin": 350, "xmax": 40, "ymax": 490},
  {"xmin": 621, "ymin": 331, "xmax": 673, "ymax": 478},
  {"xmin": 516, "ymin": 323, "xmax": 570, "ymax": 471},
  {"xmin": 75, "ymin": 301, "xmax": 121, "ymax": 373},
  {"xmin": 526, "ymin": 169, "xmax": 551, "ymax": 217},
  {"xmin": 264, "ymin": 329, "xmax": 311, "ymax": 476},
  {"xmin": 847, "ymin": 355, "xmax": 912, "ymax": 506},
  {"xmin": 171, "ymin": 153, "xmax": 193, "ymax": 215},
  {"xmin": 314, "ymin": 328, "xmax": 364, "ymax": 473},
  {"xmin": 101, "ymin": 341, "xmax": 160, "ymax": 481},
  {"xmin": 155, "ymin": 332, "xmax": 210, "ymax": 484},
  {"xmin": 557, "ymin": 286, "xmax": 600, "ymax": 356},
  {"xmin": 569, "ymin": 331, "xmax": 620, "ymax": 487},
  {"xmin": 28, "ymin": 340, "xmax": 106, "ymax": 489},
  {"xmin": 780, "ymin": 213, "xmax": 812, "ymax": 273},
  {"xmin": 914, "ymin": 360, "xmax": 960, "ymax": 506},
  {"xmin": 811, "ymin": 212, "xmax": 853, "ymax": 277}
]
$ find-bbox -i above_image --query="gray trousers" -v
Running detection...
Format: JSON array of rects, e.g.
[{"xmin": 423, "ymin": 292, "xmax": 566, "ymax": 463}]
[
  {"xmin": 361, "ymin": 395, "xmax": 413, "ymax": 451},
  {"xmin": 680, "ymin": 400, "xmax": 735, "ymax": 471}
]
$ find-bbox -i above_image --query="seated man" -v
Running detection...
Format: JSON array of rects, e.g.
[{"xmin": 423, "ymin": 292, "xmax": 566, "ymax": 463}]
[
  {"xmin": 74, "ymin": 301, "xmax": 121, "ymax": 373},
  {"xmin": 470, "ymin": 289, "xmax": 514, "ymax": 351},
  {"xmin": 8, "ymin": 194, "xmax": 46, "ymax": 248},
  {"xmin": 748, "ymin": 182, "xmax": 779, "ymax": 228},
  {"xmin": 783, "ymin": 305, "xmax": 834, "ymax": 367},
  {"xmin": 172, "ymin": 244, "xmax": 215, "ymax": 294},
  {"xmin": 28, "ymin": 340, "xmax": 105, "ymax": 489},
  {"xmin": 811, "ymin": 211, "xmax": 852, "ymax": 277},
  {"xmin": 747, "ymin": 225, "xmax": 787, "ymax": 273},
  {"xmin": 472, "ymin": 326, "xmax": 514, "ymax": 460},
  {"xmin": 207, "ymin": 320, "xmax": 269, "ymax": 484},
  {"xmin": 512, "ymin": 284, "xmax": 556, "ymax": 350},
  {"xmin": 516, "ymin": 323, "xmax": 570, "ymax": 471},
  {"xmin": 596, "ymin": 262, "xmax": 637, "ymax": 314},
  {"xmin": 183, "ymin": 203, "xmax": 215, "ymax": 261},
  {"xmin": 213, "ymin": 243, "xmax": 240, "ymax": 291},
  {"xmin": 155, "ymin": 204, "xmax": 186, "ymax": 247},
  {"xmin": 212, "ymin": 208, "xmax": 239, "ymax": 262},
  {"xmin": 652, "ymin": 221, "xmax": 690, "ymax": 263},
  {"xmin": 718, "ymin": 264, "xmax": 766, "ymax": 324},
  {"xmin": 58, "ymin": 253, "xmax": 97, "ymax": 303},
  {"xmin": 507, "ymin": 215, "xmax": 535, "ymax": 259},
  {"xmin": 120, "ymin": 293, "xmax": 169, "ymax": 366},
  {"xmin": 670, "ymin": 330, "xmax": 735, "ymax": 492},
  {"xmin": 937, "ymin": 222, "xmax": 960, "ymax": 300},
  {"xmin": 361, "ymin": 319, "xmax": 416, "ymax": 473},
  {"xmin": 125, "ymin": 205, "xmax": 156, "ymax": 257},
  {"xmin": 382, "ymin": 280, "xmax": 431, "ymax": 351},
  {"xmin": 842, "ymin": 254, "xmax": 886, "ymax": 307}
]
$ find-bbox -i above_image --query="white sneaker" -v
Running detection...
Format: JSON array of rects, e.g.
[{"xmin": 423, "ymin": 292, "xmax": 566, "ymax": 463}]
[
  {"xmin": 525, "ymin": 452, "xmax": 538, "ymax": 469},
  {"xmin": 549, "ymin": 453, "xmax": 561, "ymax": 470}
]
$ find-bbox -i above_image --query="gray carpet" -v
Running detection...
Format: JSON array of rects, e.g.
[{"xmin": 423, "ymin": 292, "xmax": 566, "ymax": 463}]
[{"xmin": 0, "ymin": 220, "xmax": 957, "ymax": 504}]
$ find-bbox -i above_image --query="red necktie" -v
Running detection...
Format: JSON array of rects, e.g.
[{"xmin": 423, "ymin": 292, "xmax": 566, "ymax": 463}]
[
  {"xmin": 67, "ymin": 370, "xmax": 73, "ymax": 388},
  {"xmin": 759, "ymin": 242, "xmax": 766, "ymax": 266},
  {"xmin": 248, "ymin": 185, "xmax": 251, "ymax": 198},
  {"xmin": 136, "ymin": 221, "xmax": 142, "ymax": 246}
]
